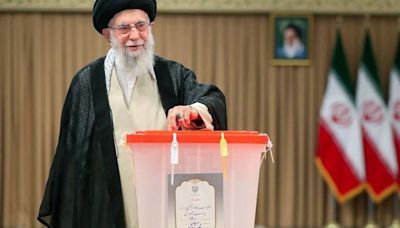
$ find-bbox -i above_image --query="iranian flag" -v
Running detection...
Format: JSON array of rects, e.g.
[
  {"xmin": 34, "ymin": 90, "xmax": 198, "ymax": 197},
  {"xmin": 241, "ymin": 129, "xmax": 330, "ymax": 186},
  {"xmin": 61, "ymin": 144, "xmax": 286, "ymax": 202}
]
[
  {"xmin": 316, "ymin": 32, "xmax": 365, "ymax": 203},
  {"xmin": 388, "ymin": 33, "xmax": 400, "ymax": 192},
  {"xmin": 356, "ymin": 32, "xmax": 398, "ymax": 202}
]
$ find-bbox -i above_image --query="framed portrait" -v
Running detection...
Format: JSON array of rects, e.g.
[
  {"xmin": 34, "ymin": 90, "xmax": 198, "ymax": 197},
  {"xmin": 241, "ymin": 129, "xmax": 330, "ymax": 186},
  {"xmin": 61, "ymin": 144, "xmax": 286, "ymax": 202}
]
[{"xmin": 271, "ymin": 14, "xmax": 313, "ymax": 66}]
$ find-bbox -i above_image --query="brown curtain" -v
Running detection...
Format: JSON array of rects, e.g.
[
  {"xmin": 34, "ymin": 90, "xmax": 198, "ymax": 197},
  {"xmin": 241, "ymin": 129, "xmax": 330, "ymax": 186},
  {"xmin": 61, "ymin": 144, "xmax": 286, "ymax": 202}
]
[{"xmin": 0, "ymin": 13, "xmax": 398, "ymax": 227}]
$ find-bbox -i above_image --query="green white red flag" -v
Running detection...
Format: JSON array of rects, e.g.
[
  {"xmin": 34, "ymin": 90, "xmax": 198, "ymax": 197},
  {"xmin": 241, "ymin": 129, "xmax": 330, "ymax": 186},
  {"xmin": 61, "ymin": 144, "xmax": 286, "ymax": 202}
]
[
  {"xmin": 316, "ymin": 32, "xmax": 365, "ymax": 203},
  {"xmin": 388, "ymin": 33, "xmax": 400, "ymax": 193},
  {"xmin": 356, "ymin": 32, "xmax": 398, "ymax": 202}
]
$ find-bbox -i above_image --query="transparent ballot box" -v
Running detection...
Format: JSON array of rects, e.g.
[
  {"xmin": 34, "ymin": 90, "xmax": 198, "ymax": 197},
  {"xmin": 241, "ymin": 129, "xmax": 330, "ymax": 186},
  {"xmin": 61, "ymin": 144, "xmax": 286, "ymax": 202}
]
[{"xmin": 127, "ymin": 131, "xmax": 270, "ymax": 228}]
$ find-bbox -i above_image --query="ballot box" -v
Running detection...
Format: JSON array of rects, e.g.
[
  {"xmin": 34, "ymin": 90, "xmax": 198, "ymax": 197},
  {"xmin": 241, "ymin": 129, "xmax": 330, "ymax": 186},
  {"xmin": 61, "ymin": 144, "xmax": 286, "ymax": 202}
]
[{"xmin": 127, "ymin": 131, "xmax": 271, "ymax": 228}]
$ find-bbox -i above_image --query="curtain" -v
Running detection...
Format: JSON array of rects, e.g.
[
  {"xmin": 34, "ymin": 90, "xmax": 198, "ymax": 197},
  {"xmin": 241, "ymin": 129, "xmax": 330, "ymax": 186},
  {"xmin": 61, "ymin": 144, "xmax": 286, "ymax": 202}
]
[{"xmin": 0, "ymin": 13, "xmax": 398, "ymax": 227}]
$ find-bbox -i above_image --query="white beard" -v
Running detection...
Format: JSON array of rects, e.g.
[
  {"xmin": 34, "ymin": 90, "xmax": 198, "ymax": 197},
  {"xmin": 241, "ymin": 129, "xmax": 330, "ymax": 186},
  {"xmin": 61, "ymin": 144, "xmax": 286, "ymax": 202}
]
[
  {"xmin": 110, "ymin": 30, "xmax": 155, "ymax": 77},
  {"xmin": 283, "ymin": 40, "xmax": 305, "ymax": 59}
]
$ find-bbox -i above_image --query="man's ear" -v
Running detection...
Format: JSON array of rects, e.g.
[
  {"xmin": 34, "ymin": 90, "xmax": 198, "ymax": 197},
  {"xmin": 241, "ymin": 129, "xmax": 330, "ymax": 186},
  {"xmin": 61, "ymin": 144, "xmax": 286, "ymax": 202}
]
[{"xmin": 102, "ymin": 28, "xmax": 111, "ymax": 43}]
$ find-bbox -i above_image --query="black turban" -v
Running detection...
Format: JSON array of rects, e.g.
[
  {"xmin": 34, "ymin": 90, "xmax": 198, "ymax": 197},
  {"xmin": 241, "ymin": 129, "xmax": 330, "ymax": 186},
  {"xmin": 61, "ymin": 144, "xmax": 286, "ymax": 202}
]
[{"xmin": 92, "ymin": 0, "xmax": 157, "ymax": 34}]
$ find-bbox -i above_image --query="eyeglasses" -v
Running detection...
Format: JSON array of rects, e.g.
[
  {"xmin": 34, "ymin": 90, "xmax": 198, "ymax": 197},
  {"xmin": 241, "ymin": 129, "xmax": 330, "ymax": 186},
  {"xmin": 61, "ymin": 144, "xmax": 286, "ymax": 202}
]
[{"xmin": 109, "ymin": 21, "xmax": 150, "ymax": 34}]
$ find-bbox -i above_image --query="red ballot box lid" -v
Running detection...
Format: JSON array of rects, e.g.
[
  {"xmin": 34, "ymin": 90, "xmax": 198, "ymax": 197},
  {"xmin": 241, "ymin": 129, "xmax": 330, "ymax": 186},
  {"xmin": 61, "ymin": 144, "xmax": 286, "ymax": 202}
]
[{"xmin": 127, "ymin": 130, "xmax": 269, "ymax": 144}]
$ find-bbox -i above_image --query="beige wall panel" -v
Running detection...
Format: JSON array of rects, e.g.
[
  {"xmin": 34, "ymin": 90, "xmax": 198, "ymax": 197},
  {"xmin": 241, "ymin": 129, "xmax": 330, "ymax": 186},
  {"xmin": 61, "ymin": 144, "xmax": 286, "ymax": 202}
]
[{"xmin": 0, "ymin": 12, "xmax": 399, "ymax": 227}]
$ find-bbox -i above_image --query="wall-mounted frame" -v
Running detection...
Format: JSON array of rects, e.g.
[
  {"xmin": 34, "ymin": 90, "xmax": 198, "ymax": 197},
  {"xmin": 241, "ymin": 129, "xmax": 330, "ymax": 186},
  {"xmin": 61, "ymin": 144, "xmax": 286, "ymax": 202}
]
[{"xmin": 271, "ymin": 14, "xmax": 313, "ymax": 66}]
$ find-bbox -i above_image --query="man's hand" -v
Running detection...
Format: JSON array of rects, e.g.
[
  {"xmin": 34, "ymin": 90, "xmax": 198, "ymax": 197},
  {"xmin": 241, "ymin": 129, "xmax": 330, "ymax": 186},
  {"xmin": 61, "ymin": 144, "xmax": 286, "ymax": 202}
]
[{"xmin": 167, "ymin": 105, "xmax": 200, "ymax": 130}]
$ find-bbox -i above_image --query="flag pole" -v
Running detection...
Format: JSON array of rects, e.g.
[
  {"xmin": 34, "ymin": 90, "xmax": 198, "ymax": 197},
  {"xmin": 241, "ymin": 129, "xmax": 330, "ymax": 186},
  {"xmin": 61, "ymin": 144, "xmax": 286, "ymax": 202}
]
[
  {"xmin": 325, "ymin": 193, "xmax": 340, "ymax": 228},
  {"xmin": 324, "ymin": 20, "xmax": 342, "ymax": 228},
  {"xmin": 389, "ymin": 194, "xmax": 400, "ymax": 228},
  {"xmin": 389, "ymin": 15, "xmax": 400, "ymax": 228},
  {"xmin": 365, "ymin": 198, "xmax": 377, "ymax": 228}
]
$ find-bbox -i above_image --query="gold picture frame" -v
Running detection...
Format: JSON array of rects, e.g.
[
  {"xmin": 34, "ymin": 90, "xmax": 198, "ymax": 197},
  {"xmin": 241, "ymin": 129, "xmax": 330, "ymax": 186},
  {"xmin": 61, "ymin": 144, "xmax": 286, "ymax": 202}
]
[{"xmin": 271, "ymin": 14, "xmax": 313, "ymax": 66}]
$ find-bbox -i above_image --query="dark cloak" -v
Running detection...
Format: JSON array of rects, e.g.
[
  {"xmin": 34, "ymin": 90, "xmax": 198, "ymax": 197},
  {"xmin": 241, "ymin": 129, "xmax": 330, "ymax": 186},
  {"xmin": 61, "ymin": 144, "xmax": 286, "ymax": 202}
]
[{"xmin": 37, "ymin": 55, "xmax": 227, "ymax": 228}]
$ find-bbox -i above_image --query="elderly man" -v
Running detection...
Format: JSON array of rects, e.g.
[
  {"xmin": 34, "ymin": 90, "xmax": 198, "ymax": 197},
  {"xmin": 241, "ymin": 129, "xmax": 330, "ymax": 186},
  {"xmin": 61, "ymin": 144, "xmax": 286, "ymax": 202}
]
[
  {"xmin": 276, "ymin": 23, "xmax": 307, "ymax": 59},
  {"xmin": 37, "ymin": 0, "xmax": 227, "ymax": 227}
]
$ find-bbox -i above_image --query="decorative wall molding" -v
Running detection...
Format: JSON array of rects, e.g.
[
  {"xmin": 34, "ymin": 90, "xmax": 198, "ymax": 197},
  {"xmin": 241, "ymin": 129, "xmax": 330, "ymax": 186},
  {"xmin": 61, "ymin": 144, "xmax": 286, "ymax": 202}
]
[{"xmin": 0, "ymin": 0, "xmax": 399, "ymax": 15}]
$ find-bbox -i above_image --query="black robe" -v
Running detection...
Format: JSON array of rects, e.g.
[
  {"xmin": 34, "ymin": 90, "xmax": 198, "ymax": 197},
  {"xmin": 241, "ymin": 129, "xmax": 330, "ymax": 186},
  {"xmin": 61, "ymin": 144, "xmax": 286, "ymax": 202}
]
[{"xmin": 38, "ymin": 56, "xmax": 227, "ymax": 228}]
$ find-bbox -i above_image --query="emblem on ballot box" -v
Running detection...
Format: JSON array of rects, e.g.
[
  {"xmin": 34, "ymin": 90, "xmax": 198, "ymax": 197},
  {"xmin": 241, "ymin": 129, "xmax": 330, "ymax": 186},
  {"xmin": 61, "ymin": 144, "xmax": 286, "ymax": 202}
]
[{"xmin": 192, "ymin": 184, "xmax": 199, "ymax": 193}]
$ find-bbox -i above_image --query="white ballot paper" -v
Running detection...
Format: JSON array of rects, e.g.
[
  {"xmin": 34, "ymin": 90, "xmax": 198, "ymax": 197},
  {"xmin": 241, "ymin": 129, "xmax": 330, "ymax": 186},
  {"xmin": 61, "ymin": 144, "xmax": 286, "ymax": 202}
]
[
  {"xmin": 168, "ymin": 173, "xmax": 223, "ymax": 228},
  {"xmin": 175, "ymin": 179, "xmax": 215, "ymax": 228}
]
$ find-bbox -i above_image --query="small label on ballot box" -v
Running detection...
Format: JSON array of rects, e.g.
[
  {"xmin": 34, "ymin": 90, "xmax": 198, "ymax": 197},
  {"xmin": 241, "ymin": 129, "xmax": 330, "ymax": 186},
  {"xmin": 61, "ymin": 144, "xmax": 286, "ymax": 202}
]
[
  {"xmin": 168, "ymin": 174, "xmax": 224, "ymax": 228},
  {"xmin": 176, "ymin": 180, "xmax": 215, "ymax": 227}
]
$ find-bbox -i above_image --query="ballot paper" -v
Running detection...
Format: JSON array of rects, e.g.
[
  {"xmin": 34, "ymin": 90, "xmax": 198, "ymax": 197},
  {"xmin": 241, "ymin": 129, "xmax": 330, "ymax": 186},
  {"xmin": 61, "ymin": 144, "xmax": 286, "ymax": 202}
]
[{"xmin": 168, "ymin": 174, "xmax": 223, "ymax": 228}]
